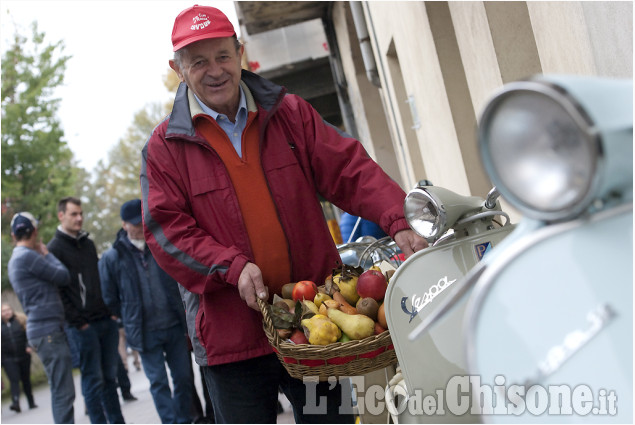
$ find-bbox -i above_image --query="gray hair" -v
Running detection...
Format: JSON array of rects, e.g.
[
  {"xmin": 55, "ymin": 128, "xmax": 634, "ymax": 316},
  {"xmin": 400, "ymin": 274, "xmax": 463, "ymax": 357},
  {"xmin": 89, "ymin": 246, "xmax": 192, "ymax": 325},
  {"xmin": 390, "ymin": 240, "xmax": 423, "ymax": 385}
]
[{"xmin": 173, "ymin": 36, "xmax": 242, "ymax": 68}]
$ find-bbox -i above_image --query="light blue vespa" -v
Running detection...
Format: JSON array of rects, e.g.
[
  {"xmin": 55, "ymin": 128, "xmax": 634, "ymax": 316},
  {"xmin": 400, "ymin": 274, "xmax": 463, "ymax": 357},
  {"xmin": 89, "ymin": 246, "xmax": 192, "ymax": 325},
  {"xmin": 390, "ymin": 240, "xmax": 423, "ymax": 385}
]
[{"xmin": 463, "ymin": 75, "xmax": 633, "ymax": 423}]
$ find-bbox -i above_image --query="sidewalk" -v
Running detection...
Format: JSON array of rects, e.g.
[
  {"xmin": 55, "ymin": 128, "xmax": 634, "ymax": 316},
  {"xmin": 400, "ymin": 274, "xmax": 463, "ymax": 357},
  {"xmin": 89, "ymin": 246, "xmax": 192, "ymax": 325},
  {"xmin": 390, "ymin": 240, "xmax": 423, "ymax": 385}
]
[{"xmin": 1, "ymin": 356, "xmax": 295, "ymax": 424}]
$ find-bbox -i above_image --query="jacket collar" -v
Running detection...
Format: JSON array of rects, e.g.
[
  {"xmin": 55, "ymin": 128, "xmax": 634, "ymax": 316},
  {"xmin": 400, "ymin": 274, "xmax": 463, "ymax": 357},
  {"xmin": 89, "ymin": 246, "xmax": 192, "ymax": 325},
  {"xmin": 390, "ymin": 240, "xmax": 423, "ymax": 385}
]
[
  {"xmin": 55, "ymin": 226, "xmax": 89, "ymax": 242},
  {"xmin": 166, "ymin": 69, "xmax": 286, "ymax": 139},
  {"xmin": 113, "ymin": 228, "xmax": 147, "ymax": 254}
]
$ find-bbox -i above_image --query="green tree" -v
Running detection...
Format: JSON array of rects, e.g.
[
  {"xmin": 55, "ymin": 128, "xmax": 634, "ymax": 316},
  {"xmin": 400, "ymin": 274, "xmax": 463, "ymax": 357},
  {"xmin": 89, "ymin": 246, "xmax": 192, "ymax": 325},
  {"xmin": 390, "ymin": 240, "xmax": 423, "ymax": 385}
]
[{"xmin": 1, "ymin": 22, "xmax": 79, "ymax": 291}]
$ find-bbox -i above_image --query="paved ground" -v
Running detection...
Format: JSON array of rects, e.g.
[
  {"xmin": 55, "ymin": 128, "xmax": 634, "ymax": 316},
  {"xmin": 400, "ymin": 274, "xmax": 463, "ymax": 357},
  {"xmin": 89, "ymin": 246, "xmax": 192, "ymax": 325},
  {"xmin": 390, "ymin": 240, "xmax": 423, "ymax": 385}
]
[{"xmin": 1, "ymin": 355, "xmax": 295, "ymax": 424}]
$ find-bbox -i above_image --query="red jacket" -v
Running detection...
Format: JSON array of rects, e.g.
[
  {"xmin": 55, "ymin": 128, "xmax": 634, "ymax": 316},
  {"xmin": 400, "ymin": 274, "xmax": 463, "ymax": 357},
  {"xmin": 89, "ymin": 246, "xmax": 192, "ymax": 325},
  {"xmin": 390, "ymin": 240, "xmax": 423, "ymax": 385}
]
[{"xmin": 141, "ymin": 70, "xmax": 410, "ymax": 366}]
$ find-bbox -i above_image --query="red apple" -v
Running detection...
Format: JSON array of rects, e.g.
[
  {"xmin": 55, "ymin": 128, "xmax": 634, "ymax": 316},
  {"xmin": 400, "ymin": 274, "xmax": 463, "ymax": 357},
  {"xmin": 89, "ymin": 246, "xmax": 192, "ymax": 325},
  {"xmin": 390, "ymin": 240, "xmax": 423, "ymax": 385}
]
[
  {"xmin": 292, "ymin": 280, "xmax": 318, "ymax": 302},
  {"xmin": 290, "ymin": 328, "xmax": 309, "ymax": 345},
  {"xmin": 357, "ymin": 270, "xmax": 388, "ymax": 301}
]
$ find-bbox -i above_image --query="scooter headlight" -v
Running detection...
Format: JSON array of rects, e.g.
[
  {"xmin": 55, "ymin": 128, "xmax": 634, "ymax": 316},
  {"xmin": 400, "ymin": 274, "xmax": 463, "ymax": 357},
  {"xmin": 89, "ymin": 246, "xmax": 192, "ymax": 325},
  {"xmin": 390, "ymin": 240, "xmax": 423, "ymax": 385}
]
[
  {"xmin": 404, "ymin": 187, "xmax": 445, "ymax": 240},
  {"xmin": 479, "ymin": 76, "xmax": 633, "ymax": 221},
  {"xmin": 404, "ymin": 186, "xmax": 484, "ymax": 241}
]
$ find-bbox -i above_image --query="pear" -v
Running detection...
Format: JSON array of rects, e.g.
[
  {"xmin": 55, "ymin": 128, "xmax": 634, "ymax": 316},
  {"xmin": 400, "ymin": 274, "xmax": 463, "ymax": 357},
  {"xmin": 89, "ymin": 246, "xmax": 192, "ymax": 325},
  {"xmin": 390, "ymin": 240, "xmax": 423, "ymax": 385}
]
[
  {"xmin": 333, "ymin": 273, "xmax": 359, "ymax": 305},
  {"xmin": 326, "ymin": 308, "xmax": 375, "ymax": 340},
  {"xmin": 303, "ymin": 300, "xmax": 319, "ymax": 315}
]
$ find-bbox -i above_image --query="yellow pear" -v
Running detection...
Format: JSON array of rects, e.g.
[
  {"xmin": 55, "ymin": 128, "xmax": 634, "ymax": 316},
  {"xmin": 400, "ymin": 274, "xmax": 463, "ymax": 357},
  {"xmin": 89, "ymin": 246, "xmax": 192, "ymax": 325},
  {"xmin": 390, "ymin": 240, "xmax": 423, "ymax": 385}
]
[
  {"xmin": 326, "ymin": 308, "xmax": 375, "ymax": 340},
  {"xmin": 313, "ymin": 293, "xmax": 332, "ymax": 309},
  {"xmin": 332, "ymin": 273, "xmax": 359, "ymax": 305},
  {"xmin": 302, "ymin": 300, "xmax": 319, "ymax": 315}
]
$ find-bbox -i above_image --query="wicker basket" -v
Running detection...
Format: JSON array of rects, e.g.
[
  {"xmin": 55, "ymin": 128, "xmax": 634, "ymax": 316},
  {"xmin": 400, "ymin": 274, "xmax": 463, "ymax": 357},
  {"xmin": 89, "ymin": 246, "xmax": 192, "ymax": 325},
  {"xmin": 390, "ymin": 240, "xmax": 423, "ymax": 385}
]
[{"xmin": 258, "ymin": 298, "xmax": 397, "ymax": 381}]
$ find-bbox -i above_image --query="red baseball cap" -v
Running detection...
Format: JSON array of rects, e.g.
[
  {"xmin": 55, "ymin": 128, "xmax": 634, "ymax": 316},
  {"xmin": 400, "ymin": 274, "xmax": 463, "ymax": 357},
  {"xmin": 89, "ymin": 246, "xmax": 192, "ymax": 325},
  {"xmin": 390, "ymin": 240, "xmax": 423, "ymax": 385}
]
[{"xmin": 172, "ymin": 5, "xmax": 236, "ymax": 52}]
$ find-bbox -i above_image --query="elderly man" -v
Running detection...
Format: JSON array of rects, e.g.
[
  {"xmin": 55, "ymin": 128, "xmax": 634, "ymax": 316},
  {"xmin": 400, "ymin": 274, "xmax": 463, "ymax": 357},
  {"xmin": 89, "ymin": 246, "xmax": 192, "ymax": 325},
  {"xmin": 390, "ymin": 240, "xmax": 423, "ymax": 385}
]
[
  {"xmin": 99, "ymin": 199, "xmax": 192, "ymax": 424},
  {"xmin": 141, "ymin": 5, "xmax": 428, "ymax": 423}
]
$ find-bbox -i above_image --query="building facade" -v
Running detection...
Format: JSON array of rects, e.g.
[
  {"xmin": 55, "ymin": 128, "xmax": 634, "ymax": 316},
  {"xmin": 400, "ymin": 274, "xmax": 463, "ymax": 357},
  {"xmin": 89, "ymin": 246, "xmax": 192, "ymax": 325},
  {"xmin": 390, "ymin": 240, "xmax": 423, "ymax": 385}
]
[{"xmin": 237, "ymin": 1, "xmax": 633, "ymax": 221}]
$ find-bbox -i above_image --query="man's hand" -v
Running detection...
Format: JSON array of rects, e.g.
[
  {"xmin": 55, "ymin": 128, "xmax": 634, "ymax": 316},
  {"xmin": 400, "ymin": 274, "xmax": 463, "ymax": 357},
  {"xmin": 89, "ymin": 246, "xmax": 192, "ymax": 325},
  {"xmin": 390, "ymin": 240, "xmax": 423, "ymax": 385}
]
[
  {"xmin": 238, "ymin": 262, "xmax": 269, "ymax": 311},
  {"xmin": 36, "ymin": 241, "xmax": 49, "ymax": 256},
  {"xmin": 394, "ymin": 229, "xmax": 428, "ymax": 259}
]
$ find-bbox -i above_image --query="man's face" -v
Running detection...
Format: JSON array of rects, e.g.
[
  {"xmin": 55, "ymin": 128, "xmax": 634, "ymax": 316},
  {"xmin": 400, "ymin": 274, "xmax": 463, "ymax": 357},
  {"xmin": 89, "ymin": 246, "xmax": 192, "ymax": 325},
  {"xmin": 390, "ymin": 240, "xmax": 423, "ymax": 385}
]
[
  {"xmin": 170, "ymin": 37, "xmax": 244, "ymax": 119},
  {"xmin": 1, "ymin": 304, "xmax": 13, "ymax": 321},
  {"xmin": 58, "ymin": 202, "xmax": 83, "ymax": 235},
  {"xmin": 122, "ymin": 221, "xmax": 144, "ymax": 240}
]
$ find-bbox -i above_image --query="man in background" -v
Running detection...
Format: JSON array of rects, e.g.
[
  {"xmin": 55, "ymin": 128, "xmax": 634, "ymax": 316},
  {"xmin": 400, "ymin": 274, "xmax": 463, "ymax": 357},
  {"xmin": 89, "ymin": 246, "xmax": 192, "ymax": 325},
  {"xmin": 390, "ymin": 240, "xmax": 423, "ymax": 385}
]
[
  {"xmin": 8, "ymin": 212, "xmax": 75, "ymax": 423},
  {"xmin": 48, "ymin": 197, "xmax": 124, "ymax": 424},
  {"xmin": 100, "ymin": 199, "xmax": 192, "ymax": 424}
]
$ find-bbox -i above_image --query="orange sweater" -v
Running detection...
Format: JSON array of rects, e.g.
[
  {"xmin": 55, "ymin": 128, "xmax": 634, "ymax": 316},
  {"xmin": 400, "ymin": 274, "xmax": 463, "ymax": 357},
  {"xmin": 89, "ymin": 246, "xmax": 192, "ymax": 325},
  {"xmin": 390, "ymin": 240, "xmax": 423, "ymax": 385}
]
[{"xmin": 196, "ymin": 113, "xmax": 291, "ymax": 296}]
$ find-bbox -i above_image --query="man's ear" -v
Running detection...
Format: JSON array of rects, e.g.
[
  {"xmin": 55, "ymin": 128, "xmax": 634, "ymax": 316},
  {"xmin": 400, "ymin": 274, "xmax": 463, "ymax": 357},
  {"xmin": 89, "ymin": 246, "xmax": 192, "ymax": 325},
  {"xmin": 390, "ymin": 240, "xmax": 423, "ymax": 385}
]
[
  {"xmin": 57, "ymin": 210, "xmax": 64, "ymax": 221},
  {"xmin": 169, "ymin": 60, "xmax": 185, "ymax": 82}
]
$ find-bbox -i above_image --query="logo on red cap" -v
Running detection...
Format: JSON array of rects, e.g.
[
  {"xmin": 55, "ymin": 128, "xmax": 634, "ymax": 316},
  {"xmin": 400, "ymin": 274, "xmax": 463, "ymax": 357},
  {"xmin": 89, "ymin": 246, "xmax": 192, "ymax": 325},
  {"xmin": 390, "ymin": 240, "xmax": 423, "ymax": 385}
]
[{"xmin": 191, "ymin": 13, "xmax": 211, "ymax": 31}]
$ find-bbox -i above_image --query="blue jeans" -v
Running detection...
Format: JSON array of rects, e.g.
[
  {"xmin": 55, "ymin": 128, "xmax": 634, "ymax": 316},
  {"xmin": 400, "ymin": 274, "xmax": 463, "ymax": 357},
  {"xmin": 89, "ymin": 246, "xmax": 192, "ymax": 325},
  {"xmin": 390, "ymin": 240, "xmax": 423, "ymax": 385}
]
[
  {"xmin": 68, "ymin": 318, "xmax": 124, "ymax": 424},
  {"xmin": 140, "ymin": 325, "xmax": 192, "ymax": 424},
  {"xmin": 29, "ymin": 330, "xmax": 75, "ymax": 423},
  {"xmin": 202, "ymin": 354, "xmax": 355, "ymax": 423}
]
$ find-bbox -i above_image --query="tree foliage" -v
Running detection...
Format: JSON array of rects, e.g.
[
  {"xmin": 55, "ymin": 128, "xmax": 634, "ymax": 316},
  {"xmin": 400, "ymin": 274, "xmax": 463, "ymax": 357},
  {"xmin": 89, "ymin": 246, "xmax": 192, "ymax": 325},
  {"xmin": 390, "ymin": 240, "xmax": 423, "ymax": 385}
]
[{"xmin": 1, "ymin": 22, "xmax": 80, "ymax": 291}]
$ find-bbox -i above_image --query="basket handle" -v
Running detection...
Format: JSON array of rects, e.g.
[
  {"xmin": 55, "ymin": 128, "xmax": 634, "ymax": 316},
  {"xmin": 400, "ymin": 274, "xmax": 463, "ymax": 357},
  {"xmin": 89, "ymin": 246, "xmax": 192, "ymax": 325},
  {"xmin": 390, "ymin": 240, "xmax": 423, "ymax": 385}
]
[{"xmin": 257, "ymin": 297, "xmax": 281, "ymax": 346}]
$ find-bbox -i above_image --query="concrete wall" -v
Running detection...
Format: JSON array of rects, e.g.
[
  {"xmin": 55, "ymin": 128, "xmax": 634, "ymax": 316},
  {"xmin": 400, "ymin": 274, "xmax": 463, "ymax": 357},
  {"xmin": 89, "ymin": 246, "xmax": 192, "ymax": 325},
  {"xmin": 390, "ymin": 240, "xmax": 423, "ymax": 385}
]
[{"xmin": 333, "ymin": 1, "xmax": 632, "ymax": 217}]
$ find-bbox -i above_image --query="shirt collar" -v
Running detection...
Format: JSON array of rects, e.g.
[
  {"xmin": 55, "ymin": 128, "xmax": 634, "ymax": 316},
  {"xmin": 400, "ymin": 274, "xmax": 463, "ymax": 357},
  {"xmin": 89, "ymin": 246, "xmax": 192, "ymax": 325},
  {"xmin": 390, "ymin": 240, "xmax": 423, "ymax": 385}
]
[{"xmin": 193, "ymin": 86, "xmax": 247, "ymax": 122}]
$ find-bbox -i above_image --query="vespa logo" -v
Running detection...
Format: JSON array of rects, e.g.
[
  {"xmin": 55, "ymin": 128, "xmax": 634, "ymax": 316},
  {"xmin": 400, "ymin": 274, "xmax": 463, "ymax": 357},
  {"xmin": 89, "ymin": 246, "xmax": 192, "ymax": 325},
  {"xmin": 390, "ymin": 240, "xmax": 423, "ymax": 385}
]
[
  {"xmin": 401, "ymin": 276, "xmax": 457, "ymax": 323},
  {"xmin": 475, "ymin": 241, "xmax": 492, "ymax": 261},
  {"xmin": 534, "ymin": 304, "xmax": 616, "ymax": 381}
]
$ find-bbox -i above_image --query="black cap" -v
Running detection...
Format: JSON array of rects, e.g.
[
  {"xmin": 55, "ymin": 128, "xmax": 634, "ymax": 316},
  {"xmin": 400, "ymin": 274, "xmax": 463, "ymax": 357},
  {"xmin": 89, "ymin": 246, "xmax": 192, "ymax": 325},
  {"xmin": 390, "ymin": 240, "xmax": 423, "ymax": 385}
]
[
  {"xmin": 11, "ymin": 212, "xmax": 38, "ymax": 238},
  {"xmin": 120, "ymin": 199, "xmax": 142, "ymax": 225}
]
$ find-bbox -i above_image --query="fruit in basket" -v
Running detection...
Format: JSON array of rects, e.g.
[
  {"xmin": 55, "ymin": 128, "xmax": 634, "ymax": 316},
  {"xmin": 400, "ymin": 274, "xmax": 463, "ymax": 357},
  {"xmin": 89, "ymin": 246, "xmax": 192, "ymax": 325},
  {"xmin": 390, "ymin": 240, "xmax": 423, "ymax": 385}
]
[
  {"xmin": 332, "ymin": 268, "xmax": 361, "ymax": 305},
  {"xmin": 313, "ymin": 293, "xmax": 332, "ymax": 309},
  {"xmin": 338, "ymin": 333, "xmax": 352, "ymax": 343},
  {"xmin": 277, "ymin": 328, "xmax": 293, "ymax": 339},
  {"xmin": 322, "ymin": 299, "xmax": 339, "ymax": 308},
  {"xmin": 301, "ymin": 314, "xmax": 341, "ymax": 345},
  {"xmin": 302, "ymin": 300, "xmax": 319, "ymax": 315},
  {"xmin": 326, "ymin": 308, "xmax": 375, "ymax": 340},
  {"xmin": 281, "ymin": 283, "xmax": 296, "ymax": 299},
  {"xmin": 377, "ymin": 303, "xmax": 388, "ymax": 329},
  {"xmin": 333, "ymin": 274, "xmax": 359, "ymax": 304},
  {"xmin": 332, "ymin": 291, "xmax": 358, "ymax": 315},
  {"xmin": 274, "ymin": 299, "xmax": 296, "ymax": 313},
  {"xmin": 356, "ymin": 297, "xmax": 379, "ymax": 321},
  {"xmin": 292, "ymin": 281, "xmax": 318, "ymax": 302},
  {"xmin": 374, "ymin": 322, "xmax": 387, "ymax": 335},
  {"xmin": 357, "ymin": 269, "xmax": 388, "ymax": 301},
  {"xmin": 290, "ymin": 328, "xmax": 309, "ymax": 345}
]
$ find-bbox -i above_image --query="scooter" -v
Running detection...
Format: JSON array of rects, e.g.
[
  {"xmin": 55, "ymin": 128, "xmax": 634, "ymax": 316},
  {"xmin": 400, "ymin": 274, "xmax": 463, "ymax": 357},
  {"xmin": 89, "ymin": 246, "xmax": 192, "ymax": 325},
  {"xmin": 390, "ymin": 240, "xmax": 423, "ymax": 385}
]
[
  {"xmin": 383, "ymin": 184, "xmax": 515, "ymax": 423},
  {"xmin": 391, "ymin": 75, "xmax": 632, "ymax": 423},
  {"xmin": 461, "ymin": 75, "xmax": 633, "ymax": 423}
]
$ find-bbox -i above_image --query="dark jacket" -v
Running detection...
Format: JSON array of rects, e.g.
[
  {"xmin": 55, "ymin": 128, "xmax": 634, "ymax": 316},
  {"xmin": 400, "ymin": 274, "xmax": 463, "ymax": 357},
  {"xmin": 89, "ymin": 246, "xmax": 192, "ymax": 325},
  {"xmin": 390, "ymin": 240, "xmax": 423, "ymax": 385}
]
[
  {"xmin": 48, "ymin": 229, "xmax": 111, "ymax": 328},
  {"xmin": 142, "ymin": 70, "xmax": 410, "ymax": 366},
  {"xmin": 99, "ymin": 229, "xmax": 186, "ymax": 352},
  {"xmin": 1, "ymin": 315, "xmax": 28, "ymax": 362}
]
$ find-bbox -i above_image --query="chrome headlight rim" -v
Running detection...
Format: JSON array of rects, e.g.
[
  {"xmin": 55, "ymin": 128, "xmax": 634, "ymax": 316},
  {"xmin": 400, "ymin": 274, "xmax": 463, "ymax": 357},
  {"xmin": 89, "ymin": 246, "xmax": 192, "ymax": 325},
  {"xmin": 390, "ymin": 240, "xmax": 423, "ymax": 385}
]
[
  {"xmin": 404, "ymin": 186, "xmax": 447, "ymax": 241},
  {"xmin": 479, "ymin": 78, "xmax": 604, "ymax": 222}
]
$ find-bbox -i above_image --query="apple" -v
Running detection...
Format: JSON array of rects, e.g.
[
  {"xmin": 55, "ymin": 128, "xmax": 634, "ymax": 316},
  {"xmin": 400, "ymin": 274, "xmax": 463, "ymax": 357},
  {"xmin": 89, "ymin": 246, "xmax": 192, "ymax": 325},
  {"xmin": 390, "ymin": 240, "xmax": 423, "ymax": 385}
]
[
  {"xmin": 292, "ymin": 280, "xmax": 318, "ymax": 302},
  {"xmin": 290, "ymin": 328, "xmax": 309, "ymax": 345},
  {"xmin": 356, "ymin": 270, "xmax": 387, "ymax": 301}
]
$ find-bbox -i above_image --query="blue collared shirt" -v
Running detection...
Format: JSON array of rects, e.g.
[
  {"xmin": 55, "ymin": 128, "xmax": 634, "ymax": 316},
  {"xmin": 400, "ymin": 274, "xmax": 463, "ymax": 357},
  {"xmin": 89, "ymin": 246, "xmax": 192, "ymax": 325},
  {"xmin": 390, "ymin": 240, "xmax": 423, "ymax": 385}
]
[{"xmin": 194, "ymin": 87, "xmax": 248, "ymax": 158}]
